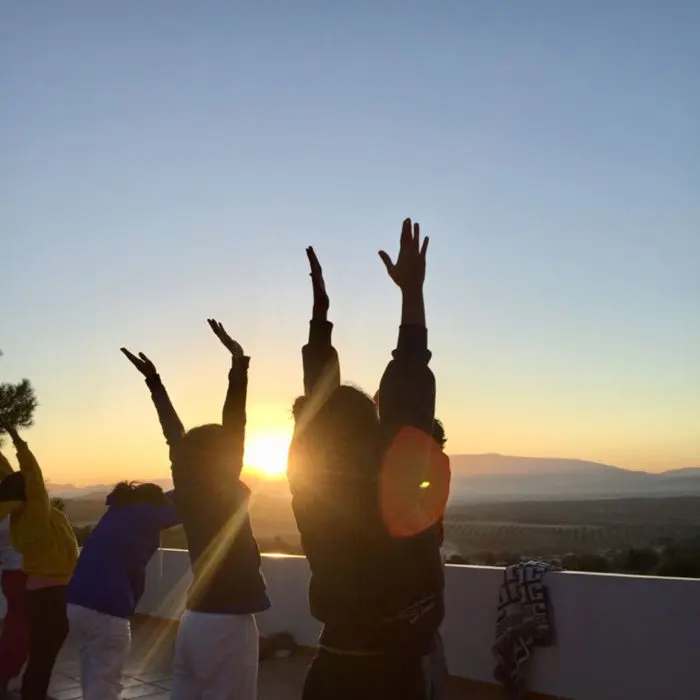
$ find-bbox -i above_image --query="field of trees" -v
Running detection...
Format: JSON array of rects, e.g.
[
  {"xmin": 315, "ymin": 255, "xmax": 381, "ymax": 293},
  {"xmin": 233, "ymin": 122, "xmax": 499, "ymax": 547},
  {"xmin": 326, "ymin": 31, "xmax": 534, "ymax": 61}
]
[
  {"xmin": 443, "ymin": 497, "xmax": 700, "ymax": 557},
  {"xmin": 441, "ymin": 497, "xmax": 700, "ymax": 577},
  {"xmin": 66, "ymin": 494, "xmax": 700, "ymax": 578}
]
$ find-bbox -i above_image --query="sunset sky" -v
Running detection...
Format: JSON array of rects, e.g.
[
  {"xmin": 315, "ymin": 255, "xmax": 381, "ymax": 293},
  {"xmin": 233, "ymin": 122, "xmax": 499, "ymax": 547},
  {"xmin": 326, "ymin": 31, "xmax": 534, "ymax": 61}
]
[{"xmin": 1, "ymin": 1, "xmax": 698, "ymax": 483}]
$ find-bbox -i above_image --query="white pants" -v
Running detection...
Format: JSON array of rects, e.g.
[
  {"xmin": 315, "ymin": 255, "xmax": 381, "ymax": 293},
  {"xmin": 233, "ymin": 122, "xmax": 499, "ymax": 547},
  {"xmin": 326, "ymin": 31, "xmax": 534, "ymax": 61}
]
[
  {"xmin": 67, "ymin": 604, "xmax": 131, "ymax": 700},
  {"xmin": 171, "ymin": 610, "xmax": 259, "ymax": 700}
]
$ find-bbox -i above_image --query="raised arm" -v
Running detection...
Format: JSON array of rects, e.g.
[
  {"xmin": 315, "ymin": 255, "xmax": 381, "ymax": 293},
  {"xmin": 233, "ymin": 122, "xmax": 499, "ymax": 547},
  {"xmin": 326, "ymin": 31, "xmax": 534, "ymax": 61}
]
[
  {"xmin": 377, "ymin": 218, "xmax": 435, "ymax": 435},
  {"xmin": 376, "ymin": 220, "xmax": 450, "ymax": 536},
  {"xmin": 4, "ymin": 425, "xmax": 49, "ymax": 514},
  {"xmin": 302, "ymin": 247, "xmax": 340, "ymax": 399},
  {"xmin": 120, "ymin": 349, "xmax": 185, "ymax": 455},
  {"xmin": 207, "ymin": 319, "xmax": 249, "ymax": 473}
]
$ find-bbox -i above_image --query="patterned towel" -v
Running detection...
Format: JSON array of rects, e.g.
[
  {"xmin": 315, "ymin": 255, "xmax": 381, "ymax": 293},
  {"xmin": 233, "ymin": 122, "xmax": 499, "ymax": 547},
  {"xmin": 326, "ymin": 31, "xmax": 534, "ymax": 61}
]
[{"xmin": 493, "ymin": 561, "xmax": 559, "ymax": 699}]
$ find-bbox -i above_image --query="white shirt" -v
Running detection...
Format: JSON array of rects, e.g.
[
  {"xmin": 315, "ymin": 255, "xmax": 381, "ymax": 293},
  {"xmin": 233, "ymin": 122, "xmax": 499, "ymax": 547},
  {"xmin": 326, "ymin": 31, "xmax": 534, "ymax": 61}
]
[{"xmin": 0, "ymin": 516, "xmax": 22, "ymax": 571}]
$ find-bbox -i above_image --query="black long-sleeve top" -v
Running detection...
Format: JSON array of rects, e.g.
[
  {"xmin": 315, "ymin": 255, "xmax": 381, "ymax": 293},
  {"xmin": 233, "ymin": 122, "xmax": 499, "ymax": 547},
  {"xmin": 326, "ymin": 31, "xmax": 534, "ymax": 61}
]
[
  {"xmin": 146, "ymin": 357, "xmax": 270, "ymax": 615},
  {"xmin": 288, "ymin": 320, "xmax": 450, "ymax": 655}
]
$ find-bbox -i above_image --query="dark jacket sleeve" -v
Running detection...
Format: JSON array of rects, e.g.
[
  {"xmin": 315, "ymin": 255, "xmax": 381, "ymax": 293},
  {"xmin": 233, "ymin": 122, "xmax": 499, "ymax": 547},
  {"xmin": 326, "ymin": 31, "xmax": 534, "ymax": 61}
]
[
  {"xmin": 378, "ymin": 325, "xmax": 435, "ymax": 436},
  {"xmin": 302, "ymin": 320, "xmax": 340, "ymax": 398},
  {"xmin": 222, "ymin": 356, "xmax": 250, "ymax": 475},
  {"xmin": 145, "ymin": 375, "xmax": 186, "ymax": 458}
]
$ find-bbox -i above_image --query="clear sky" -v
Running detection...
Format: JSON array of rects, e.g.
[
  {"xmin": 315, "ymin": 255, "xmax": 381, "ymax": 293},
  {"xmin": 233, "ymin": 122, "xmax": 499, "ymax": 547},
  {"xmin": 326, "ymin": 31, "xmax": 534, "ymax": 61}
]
[{"xmin": 1, "ymin": 1, "xmax": 698, "ymax": 483}]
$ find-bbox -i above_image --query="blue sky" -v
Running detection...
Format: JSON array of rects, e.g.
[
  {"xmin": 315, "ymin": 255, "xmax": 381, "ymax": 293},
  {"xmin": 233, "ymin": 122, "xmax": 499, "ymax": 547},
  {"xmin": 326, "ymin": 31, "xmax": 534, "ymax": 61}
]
[{"xmin": 1, "ymin": 1, "xmax": 698, "ymax": 481}]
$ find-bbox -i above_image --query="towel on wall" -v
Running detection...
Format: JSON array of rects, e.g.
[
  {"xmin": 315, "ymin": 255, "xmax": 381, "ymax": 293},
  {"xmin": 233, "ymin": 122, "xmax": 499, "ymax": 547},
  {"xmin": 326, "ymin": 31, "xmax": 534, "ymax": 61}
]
[{"xmin": 493, "ymin": 560, "xmax": 559, "ymax": 699}]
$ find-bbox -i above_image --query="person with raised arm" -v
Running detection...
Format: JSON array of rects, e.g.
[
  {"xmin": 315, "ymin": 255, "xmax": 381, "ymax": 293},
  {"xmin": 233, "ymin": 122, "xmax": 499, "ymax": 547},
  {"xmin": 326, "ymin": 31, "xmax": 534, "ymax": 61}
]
[
  {"xmin": 288, "ymin": 220, "xmax": 450, "ymax": 700},
  {"xmin": 66, "ymin": 480, "xmax": 180, "ymax": 700},
  {"xmin": 0, "ymin": 425, "xmax": 79, "ymax": 700},
  {"xmin": 121, "ymin": 319, "xmax": 269, "ymax": 700},
  {"xmin": 0, "ymin": 451, "xmax": 29, "ymax": 699}
]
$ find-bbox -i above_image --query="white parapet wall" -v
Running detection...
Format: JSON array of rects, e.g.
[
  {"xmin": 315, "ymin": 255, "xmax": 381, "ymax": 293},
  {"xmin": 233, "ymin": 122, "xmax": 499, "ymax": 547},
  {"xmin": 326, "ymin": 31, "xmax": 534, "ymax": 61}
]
[
  {"xmin": 2, "ymin": 550, "xmax": 697, "ymax": 699},
  {"xmin": 134, "ymin": 549, "xmax": 700, "ymax": 700}
]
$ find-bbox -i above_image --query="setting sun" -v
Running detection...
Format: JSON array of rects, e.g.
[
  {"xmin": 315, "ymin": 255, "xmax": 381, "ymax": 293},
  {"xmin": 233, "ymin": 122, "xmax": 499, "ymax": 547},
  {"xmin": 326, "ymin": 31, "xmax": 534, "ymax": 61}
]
[{"xmin": 244, "ymin": 431, "xmax": 291, "ymax": 478}]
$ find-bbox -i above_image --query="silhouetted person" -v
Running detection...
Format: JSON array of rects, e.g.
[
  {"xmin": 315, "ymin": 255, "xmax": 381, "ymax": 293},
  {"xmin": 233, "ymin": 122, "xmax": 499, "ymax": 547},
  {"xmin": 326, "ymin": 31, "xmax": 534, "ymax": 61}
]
[
  {"xmin": 0, "ymin": 451, "xmax": 29, "ymax": 699},
  {"xmin": 0, "ymin": 425, "xmax": 79, "ymax": 700},
  {"xmin": 122, "ymin": 319, "xmax": 269, "ymax": 700},
  {"xmin": 288, "ymin": 220, "xmax": 450, "ymax": 700},
  {"xmin": 67, "ymin": 481, "xmax": 180, "ymax": 700}
]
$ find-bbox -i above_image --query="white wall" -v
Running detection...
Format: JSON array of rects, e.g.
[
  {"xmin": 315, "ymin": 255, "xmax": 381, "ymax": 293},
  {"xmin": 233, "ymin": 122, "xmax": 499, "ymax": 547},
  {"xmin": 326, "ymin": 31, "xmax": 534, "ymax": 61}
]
[
  {"xmin": 2, "ymin": 550, "xmax": 698, "ymax": 699},
  {"xmin": 136, "ymin": 550, "xmax": 700, "ymax": 700},
  {"xmin": 440, "ymin": 565, "xmax": 700, "ymax": 700},
  {"xmin": 136, "ymin": 550, "xmax": 323, "ymax": 645}
]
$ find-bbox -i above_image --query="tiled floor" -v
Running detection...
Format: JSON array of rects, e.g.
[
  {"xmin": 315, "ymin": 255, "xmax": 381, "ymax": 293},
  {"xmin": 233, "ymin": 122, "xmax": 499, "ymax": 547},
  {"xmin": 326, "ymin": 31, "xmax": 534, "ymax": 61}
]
[
  {"xmin": 36, "ymin": 617, "xmax": 483, "ymax": 700},
  {"xmin": 45, "ymin": 617, "xmax": 313, "ymax": 700},
  {"xmin": 49, "ymin": 659, "xmax": 310, "ymax": 700}
]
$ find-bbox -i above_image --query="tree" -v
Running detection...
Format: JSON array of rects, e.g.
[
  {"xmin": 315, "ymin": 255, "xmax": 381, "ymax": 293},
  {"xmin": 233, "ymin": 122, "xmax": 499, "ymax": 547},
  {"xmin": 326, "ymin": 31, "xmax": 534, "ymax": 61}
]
[
  {"xmin": 50, "ymin": 497, "xmax": 66, "ymax": 512},
  {"xmin": 0, "ymin": 352, "xmax": 38, "ymax": 436},
  {"xmin": 575, "ymin": 553, "xmax": 611, "ymax": 573},
  {"xmin": 447, "ymin": 554, "xmax": 470, "ymax": 565},
  {"xmin": 74, "ymin": 525, "xmax": 94, "ymax": 546},
  {"xmin": 616, "ymin": 547, "xmax": 660, "ymax": 575}
]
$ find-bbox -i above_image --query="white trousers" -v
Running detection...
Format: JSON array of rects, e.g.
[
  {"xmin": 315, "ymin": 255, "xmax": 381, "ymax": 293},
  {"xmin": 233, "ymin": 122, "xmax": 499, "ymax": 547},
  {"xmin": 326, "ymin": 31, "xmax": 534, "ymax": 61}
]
[
  {"xmin": 67, "ymin": 604, "xmax": 131, "ymax": 700},
  {"xmin": 171, "ymin": 610, "xmax": 259, "ymax": 700}
]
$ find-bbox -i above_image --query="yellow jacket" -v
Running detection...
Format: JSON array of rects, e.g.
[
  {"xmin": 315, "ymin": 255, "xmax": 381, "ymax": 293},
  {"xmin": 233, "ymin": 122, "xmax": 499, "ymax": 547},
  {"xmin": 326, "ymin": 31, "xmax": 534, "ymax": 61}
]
[{"xmin": 0, "ymin": 439, "xmax": 78, "ymax": 581}]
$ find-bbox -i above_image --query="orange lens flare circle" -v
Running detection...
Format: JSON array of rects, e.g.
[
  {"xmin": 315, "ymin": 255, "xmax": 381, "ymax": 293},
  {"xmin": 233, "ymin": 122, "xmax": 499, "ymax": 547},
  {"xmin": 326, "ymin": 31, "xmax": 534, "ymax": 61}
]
[{"xmin": 380, "ymin": 426, "xmax": 451, "ymax": 538}]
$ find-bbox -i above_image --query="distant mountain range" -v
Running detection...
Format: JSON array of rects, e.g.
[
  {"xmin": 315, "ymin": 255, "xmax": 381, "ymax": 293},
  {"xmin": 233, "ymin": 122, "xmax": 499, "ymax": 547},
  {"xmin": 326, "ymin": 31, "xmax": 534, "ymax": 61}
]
[
  {"xmin": 47, "ymin": 455, "xmax": 700, "ymax": 502},
  {"xmin": 46, "ymin": 474, "xmax": 275, "ymax": 499},
  {"xmin": 447, "ymin": 455, "xmax": 700, "ymax": 501}
]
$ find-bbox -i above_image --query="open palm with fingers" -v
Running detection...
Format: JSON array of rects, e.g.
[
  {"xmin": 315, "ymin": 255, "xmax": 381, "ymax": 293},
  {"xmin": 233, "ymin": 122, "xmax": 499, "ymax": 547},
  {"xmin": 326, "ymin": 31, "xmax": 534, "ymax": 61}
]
[
  {"xmin": 378, "ymin": 218, "xmax": 429, "ymax": 291},
  {"xmin": 207, "ymin": 319, "xmax": 244, "ymax": 360},
  {"xmin": 120, "ymin": 348, "xmax": 158, "ymax": 378}
]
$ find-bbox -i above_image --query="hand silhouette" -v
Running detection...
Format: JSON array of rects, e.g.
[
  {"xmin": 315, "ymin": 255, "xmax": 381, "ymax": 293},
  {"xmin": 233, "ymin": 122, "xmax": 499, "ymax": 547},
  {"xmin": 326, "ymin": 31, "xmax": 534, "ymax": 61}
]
[
  {"xmin": 378, "ymin": 218, "xmax": 429, "ymax": 291},
  {"xmin": 120, "ymin": 348, "xmax": 158, "ymax": 378},
  {"xmin": 306, "ymin": 246, "xmax": 329, "ymax": 317},
  {"xmin": 207, "ymin": 319, "xmax": 244, "ymax": 360},
  {"xmin": 2, "ymin": 424, "xmax": 23, "ymax": 447}
]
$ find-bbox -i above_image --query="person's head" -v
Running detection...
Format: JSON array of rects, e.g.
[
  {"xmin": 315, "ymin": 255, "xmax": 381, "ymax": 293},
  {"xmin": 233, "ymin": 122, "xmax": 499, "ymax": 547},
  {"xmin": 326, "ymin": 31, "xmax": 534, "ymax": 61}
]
[
  {"xmin": 432, "ymin": 419, "xmax": 447, "ymax": 451},
  {"xmin": 171, "ymin": 423, "xmax": 239, "ymax": 479},
  {"xmin": 106, "ymin": 481, "xmax": 168, "ymax": 508},
  {"xmin": 0, "ymin": 471, "xmax": 26, "ymax": 503},
  {"xmin": 291, "ymin": 385, "xmax": 381, "ymax": 475},
  {"xmin": 0, "ymin": 450, "xmax": 14, "ymax": 479}
]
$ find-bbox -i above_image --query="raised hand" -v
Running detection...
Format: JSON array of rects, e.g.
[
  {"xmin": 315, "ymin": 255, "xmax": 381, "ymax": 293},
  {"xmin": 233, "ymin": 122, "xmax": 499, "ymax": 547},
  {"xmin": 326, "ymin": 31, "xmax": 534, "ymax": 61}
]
[
  {"xmin": 3, "ymin": 424, "xmax": 23, "ymax": 447},
  {"xmin": 207, "ymin": 319, "xmax": 244, "ymax": 360},
  {"xmin": 378, "ymin": 218, "xmax": 429, "ymax": 291},
  {"xmin": 120, "ymin": 348, "xmax": 158, "ymax": 378},
  {"xmin": 306, "ymin": 246, "xmax": 329, "ymax": 320}
]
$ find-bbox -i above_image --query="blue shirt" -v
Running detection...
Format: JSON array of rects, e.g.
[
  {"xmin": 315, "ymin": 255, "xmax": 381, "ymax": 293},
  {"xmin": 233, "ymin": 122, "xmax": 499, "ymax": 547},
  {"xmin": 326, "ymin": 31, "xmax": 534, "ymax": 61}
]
[{"xmin": 67, "ymin": 493, "xmax": 179, "ymax": 618}]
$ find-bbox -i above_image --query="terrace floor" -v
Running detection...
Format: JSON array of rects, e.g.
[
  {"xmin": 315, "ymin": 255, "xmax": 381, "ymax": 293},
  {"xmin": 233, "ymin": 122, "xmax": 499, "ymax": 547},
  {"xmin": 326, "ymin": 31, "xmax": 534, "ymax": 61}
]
[{"xmin": 40, "ymin": 617, "xmax": 492, "ymax": 700}]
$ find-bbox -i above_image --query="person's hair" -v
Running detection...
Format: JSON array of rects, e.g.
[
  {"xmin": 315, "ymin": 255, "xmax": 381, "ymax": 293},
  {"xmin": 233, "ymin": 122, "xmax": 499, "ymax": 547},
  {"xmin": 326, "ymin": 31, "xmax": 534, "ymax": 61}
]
[
  {"xmin": 432, "ymin": 419, "xmax": 447, "ymax": 450},
  {"xmin": 292, "ymin": 384, "xmax": 381, "ymax": 475},
  {"xmin": 171, "ymin": 423, "xmax": 239, "ymax": 480},
  {"xmin": 107, "ymin": 481, "xmax": 168, "ymax": 507},
  {"xmin": 0, "ymin": 471, "xmax": 26, "ymax": 502}
]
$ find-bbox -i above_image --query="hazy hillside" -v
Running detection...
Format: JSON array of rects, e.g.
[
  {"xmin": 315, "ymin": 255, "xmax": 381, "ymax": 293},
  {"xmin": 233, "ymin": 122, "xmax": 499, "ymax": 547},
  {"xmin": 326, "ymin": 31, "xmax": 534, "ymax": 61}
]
[
  {"xmin": 49, "ymin": 455, "xmax": 700, "ymax": 506},
  {"xmin": 448, "ymin": 455, "xmax": 700, "ymax": 501}
]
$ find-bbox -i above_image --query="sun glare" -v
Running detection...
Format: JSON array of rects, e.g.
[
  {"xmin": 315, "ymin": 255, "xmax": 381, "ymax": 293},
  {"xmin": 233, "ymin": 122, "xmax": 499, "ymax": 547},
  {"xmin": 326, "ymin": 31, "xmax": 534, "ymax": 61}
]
[{"xmin": 244, "ymin": 432, "xmax": 291, "ymax": 478}]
